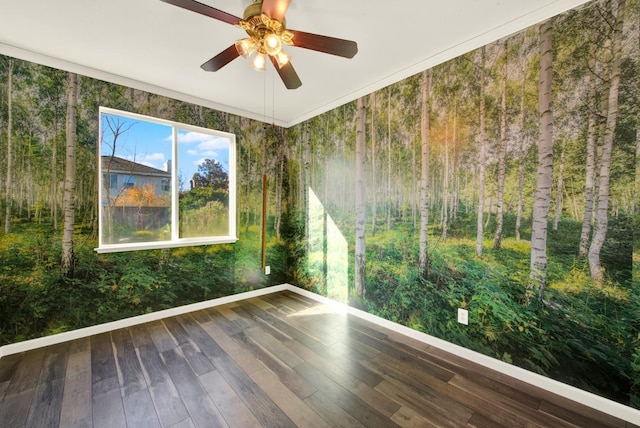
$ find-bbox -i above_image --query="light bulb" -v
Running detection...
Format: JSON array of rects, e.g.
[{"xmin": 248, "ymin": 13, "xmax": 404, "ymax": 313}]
[
  {"xmin": 263, "ymin": 33, "xmax": 282, "ymax": 56},
  {"xmin": 251, "ymin": 52, "xmax": 266, "ymax": 71},
  {"xmin": 275, "ymin": 50, "xmax": 290, "ymax": 68},
  {"xmin": 235, "ymin": 38, "xmax": 257, "ymax": 59}
]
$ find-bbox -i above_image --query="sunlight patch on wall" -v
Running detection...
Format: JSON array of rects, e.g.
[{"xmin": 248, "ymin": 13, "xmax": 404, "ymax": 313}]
[{"xmin": 308, "ymin": 187, "xmax": 348, "ymax": 302}]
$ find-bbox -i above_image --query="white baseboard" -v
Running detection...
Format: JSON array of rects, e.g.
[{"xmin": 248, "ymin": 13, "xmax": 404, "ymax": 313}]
[{"xmin": 1, "ymin": 282, "xmax": 638, "ymax": 424}]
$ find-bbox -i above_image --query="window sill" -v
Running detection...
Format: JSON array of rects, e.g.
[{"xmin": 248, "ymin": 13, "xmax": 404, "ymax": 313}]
[{"xmin": 95, "ymin": 237, "xmax": 238, "ymax": 253}]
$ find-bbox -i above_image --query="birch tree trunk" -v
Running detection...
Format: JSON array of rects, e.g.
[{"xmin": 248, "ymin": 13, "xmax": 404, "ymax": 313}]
[
  {"xmin": 441, "ymin": 118, "xmax": 449, "ymax": 243},
  {"xmin": 476, "ymin": 47, "xmax": 487, "ymax": 257},
  {"xmin": 589, "ymin": 0, "xmax": 625, "ymax": 282},
  {"xmin": 528, "ymin": 20, "xmax": 554, "ymax": 303},
  {"xmin": 553, "ymin": 138, "xmax": 566, "ymax": 231},
  {"xmin": 515, "ymin": 63, "xmax": 526, "ymax": 241},
  {"xmin": 355, "ymin": 97, "xmax": 367, "ymax": 298},
  {"xmin": 61, "ymin": 72, "xmax": 77, "ymax": 274},
  {"xmin": 494, "ymin": 42, "xmax": 508, "ymax": 250},
  {"xmin": 303, "ymin": 120, "xmax": 311, "ymax": 249},
  {"xmin": 419, "ymin": 70, "xmax": 431, "ymax": 278},
  {"xmin": 275, "ymin": 128, "xmax": 284, "ymax": 240},
  {"xmin": 579, "ymin": 71, "xmax": 598, "ymax": 256},
  {"xmin": 387, "ymin": 90, "xmax": 391, "ymax": 231},
  {"xmin": 370, "ymin": 92, "xmax": 377, "ymax": 236},
  {"xmin": 4, "ymin": 58, "xmax": 13, "ymax": 234}
]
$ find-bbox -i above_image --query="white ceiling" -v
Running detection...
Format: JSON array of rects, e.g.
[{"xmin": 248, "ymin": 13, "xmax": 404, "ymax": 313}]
[{"xmin": 0, "ymin": 0, "xmax": 590, "ymax": 127}]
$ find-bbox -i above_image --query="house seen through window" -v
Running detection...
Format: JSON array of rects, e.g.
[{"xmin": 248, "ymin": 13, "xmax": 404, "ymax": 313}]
[{"xmin": 97, "ymin": 107, "xmax": 237, "ymax": 253}]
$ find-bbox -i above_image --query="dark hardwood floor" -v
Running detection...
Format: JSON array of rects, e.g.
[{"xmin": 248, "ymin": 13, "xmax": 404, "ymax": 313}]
[{"xmin": 0, "ymin": 290, "xmax": 635, "ymax": 427}]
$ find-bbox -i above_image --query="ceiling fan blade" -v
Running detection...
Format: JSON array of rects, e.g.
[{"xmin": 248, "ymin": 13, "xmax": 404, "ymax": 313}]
[
  {"xmin": 270, "ymin": 56, "xmax": 302, "ymax": 89},
  {"xmin": 160, "ymin": 0, "xmax": 241, "ymax": 25},
  {"xmin": 291, "ymin": 30, "xmax": 358, "ymax": 59},
  {"xmin": 261, "ymin": 0, "xmax": 290, "ymax": 22},
  {"xmin": 201, "ymin": 45, "xmax": 240, "ymax": 71}
]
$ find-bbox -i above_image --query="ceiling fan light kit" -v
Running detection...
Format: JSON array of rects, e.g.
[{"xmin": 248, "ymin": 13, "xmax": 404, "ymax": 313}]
[{"xmin": 161, "ymin": 0, "xmax": 358, "ymax": 89}]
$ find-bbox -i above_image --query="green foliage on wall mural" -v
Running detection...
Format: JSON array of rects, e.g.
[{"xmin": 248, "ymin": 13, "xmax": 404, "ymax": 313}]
[{"xmin": 0, "ymin": 0, "xmax": 637, "ymax": 412}]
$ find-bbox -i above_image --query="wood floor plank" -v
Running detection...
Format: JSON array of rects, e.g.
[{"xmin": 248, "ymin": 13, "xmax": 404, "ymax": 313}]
[
  {"xmin": 91, "ymin": 333, "xmax": 126, "ymax": 428},
  {"xmin": 112, "ymin": 328, "xmax": 147, "ymax": 397},
  {"xmin": 38, "ymin": 342, "xmax": 69, "ymax": 383},
  {"xmin": 90, "ymin": 333, "xmax": 117, "ymax": 384},
  {"xmin": 0, "ymin": 353, "xmax": 22, "ymax": 383},
  {"xmin": 538, "ymin": 398, "xmax": 627, "ymax": 428},
  {"xmin": 286, "ymin": 338, "xmax": 399, "ymax": 417},
  {"xmin": 92, "ymin": 387, "xmax": 126, "ymax": 428},
  {"xmin": 26, "ymin": 343, "xmax": 69, "ymax": 427},
  {"xmin": 363, "ymin": 352, "xmax": 474, "ymax": 425},
  {"xmin": 59, "ymin": 370, "xmax": 92, "ymax": 428},
  {"xmin": 350, "ymin": 326, "xmax": 455, "ymax": 382},
  {"xmin": 129, "ymin": 324, "xmax": 155, "ymax": 349},
  {"xmin": 242, "ymin": 300, "xmax": 341, "ymax": 359},
  {"xmin": 250, "ymin": 367, "xmax": 331, "ymax": 428},
  {"xmin": 0, "ymin": 388, "xmax": 35, "ymax": 428},
  {"xmin": 199, "ymin": 369, "xmax": 262, "ymax": 428},
  {"xmin": 160, "ymin": 348, "xmax": 228, "ymax": 428},
  {"xmin": 0, "ymin": 380, "xmax": 9, "ymax": 402},
  {"xmin": 136, "ymin": 344, "xmax": 189, "ymax": 428},
  {"xmin": 390, "ymin": 405, "xmax": 441, "ymax": 428},
  {"xmin": 147, "ymin": 321, "xmax": 178, "ymax": 353},
  {"xmin": 294, "ymin": 360, "xmax": 401, "ymax": 427},
  {"xmin": 171, "ymin": 316, "xmax": 216, "ymax": 375},
  {"xmin": 242, "ymin": 326, "xmax": 304, "ymax": 367},
  {"xmin": 168, "ymin": 417, "xmax": 195, "ymax": 428},
  {"xmin": 466, "ymin": 411, "xmax": 509, "ymax": 428},
  {"xmin": 123, "ymin": 388, "xmax": 162, "ymax": 428},
  {"xmin": 374, "ymin": 378, "xmax": 473, "ymax": 427},
  {"xmin": 197, "ymin": 318, "xmax": 265, "ymax": 375},
  {"xmin": 448, "ymin": 373, "xmax": 578, "ymax": 428},
  {"xmin": 304, "ymin": 390, "xmax": 366, "ymax": 428},
  {"xmin": 3, "ymin": 347, "xmax": 46, "ymax": 396},
  {"xmin": 25, "ymin": 377, "xmax": 65, "ymax": 428},
  {"xmin": 231, "ymin": 304, "xmax": 295, "ymax": 344},
  {"xmin": 205, "ymin": 345, "xmax": 296, "ymax": 427},
  {"xmin": 66, "ymin": 346, "xmax": 91, "ymax": 377},
  {"xmin": 233, "ymin": 328, "xmax": 317, "ymax": 399},
  {"xmin": 67, "ymin": 337, "xmax": 90, "ymax": 355}
]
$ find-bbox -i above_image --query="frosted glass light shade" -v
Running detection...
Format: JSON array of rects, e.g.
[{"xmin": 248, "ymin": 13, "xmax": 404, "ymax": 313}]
[
  {"xmin": 251, "ymin": 52, "xmax": 266, "ymax": 71},
  {"xmin": 263, "ymin": 33, "xmax": 282, "ymax": 56},
  {"xmin": 235, "ymin": 38, "xmax": 257, "ymax": 59},
  {"xmin": 275, "ymin": 50, "xmax": 290, "ymax": 68}
]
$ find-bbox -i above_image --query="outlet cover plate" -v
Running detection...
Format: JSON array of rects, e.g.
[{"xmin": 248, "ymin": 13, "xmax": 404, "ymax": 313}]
[{"xmin": 458, "ymin": 308, "xmax": 468, "ymax": 325}]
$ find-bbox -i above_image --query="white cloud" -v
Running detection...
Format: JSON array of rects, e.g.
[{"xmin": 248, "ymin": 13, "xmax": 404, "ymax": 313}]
[
  {"xmin": 197, "ymin": 136, "xmax": 229, "ymax": 151},
  {"xmin": 142, "ymin": 152, "xmax": 165, "ymax": 162},
  {"xmin": 186, "ymin": 149, "xmax": 198, "ymax": 156},
  {"xmin": 177, "ymin": 131, "xmax": 227, "ymax": 146}
]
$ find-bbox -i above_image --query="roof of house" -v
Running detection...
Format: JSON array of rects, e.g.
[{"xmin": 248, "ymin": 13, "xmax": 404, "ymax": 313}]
[{"xmin": 101, "ymin": 156, "xmax": 170, "ymax": 177}]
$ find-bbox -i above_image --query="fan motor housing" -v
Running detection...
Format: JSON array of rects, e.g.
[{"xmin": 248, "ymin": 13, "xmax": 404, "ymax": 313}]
[{"xmin": 243, "ymin": 1, "xmax": 286, "ymax": 26}]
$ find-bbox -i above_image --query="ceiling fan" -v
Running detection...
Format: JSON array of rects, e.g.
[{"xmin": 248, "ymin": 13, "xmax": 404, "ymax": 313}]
[{"xmin": 161, "ymin": 0, "xmax": 358, "ymax": 89}]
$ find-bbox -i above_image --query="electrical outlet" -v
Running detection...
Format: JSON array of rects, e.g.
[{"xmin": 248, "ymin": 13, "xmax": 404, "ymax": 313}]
[
  {"xmin": 265, "ymin": 265, "xmax": 270, "ymax": 275},
  {"xmin": 458, "ymin": 308, "xmax": 468, "ymax": 325}
]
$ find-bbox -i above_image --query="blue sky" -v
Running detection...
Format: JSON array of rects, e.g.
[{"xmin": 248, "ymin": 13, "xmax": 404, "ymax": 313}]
[{"xmin": 101, "ymin": 112, "xmax": 231, "ymax": 190}]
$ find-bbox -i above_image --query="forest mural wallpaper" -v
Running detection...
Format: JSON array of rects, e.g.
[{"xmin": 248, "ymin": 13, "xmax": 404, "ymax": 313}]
[{"xmin": 0, "ymin": 0, "xmax": 638, "ymax": 413}]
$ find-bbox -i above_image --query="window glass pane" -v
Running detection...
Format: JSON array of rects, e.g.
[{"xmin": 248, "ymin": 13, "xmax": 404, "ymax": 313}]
[
  {"xmin": 97, "ymin": 107, "xmax": 236, "ymax": 253},
  {"xmin": 100, "ymin": 112, "xmax": 173, "ymax": 245},
  {"xmin": 177, "ymin": 129, "xmax": 231, "ymax": 238}
]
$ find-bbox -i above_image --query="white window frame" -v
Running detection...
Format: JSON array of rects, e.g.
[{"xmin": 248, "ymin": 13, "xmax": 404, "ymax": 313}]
[{"xmin": 96, "ymin": 107, "xmax": 237, "ymax": 253}]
